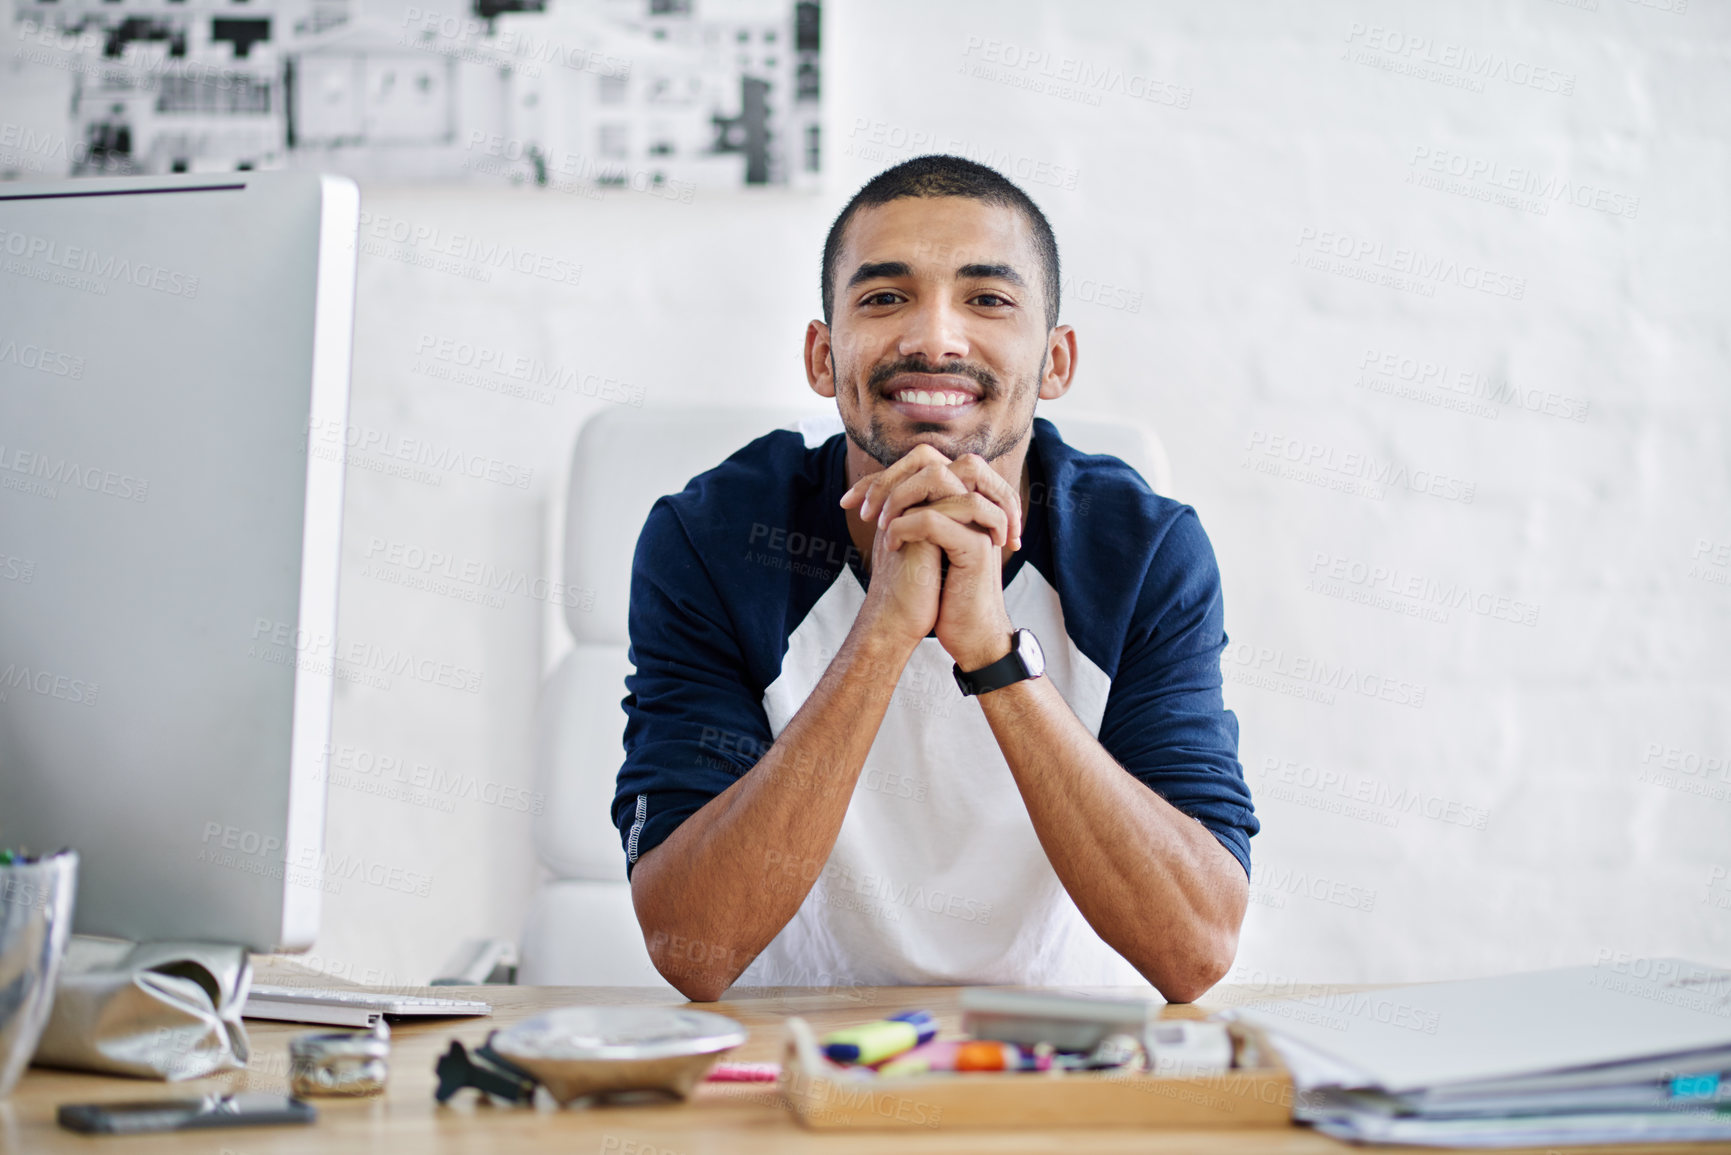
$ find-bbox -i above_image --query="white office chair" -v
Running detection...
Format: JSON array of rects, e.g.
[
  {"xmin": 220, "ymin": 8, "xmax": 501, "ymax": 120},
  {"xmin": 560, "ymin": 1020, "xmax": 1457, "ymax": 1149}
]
[{"xmin": 516, "ymin": 405, "xmax": 1171, "ymax": 986}]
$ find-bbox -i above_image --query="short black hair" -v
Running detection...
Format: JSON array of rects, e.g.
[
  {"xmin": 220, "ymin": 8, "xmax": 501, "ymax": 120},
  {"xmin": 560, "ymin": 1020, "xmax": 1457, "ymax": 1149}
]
[{"xmin": 821, "ymin": 155, "xmax": 1061, "ymax": 332}]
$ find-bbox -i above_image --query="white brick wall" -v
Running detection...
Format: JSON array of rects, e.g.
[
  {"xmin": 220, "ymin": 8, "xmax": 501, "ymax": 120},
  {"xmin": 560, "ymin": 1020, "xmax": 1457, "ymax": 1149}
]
[{"xmin": 44, "ymin": 0, "xmax": 1727, "ymax": 987}]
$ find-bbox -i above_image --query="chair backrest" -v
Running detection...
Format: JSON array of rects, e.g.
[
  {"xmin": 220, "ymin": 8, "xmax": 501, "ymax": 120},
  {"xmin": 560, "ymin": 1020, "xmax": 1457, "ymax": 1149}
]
[
  {"xmin": 535, "ymin": 405, "xmax": 1170, "ymax": 882},
  {"xmin": 561, "ymin": 406, "xmax": 836, "ymax": 646}
]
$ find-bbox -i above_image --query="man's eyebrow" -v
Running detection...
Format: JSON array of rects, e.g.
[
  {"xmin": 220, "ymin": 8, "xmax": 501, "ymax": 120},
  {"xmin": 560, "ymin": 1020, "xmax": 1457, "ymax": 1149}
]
[
  {"xmin": 846, "ymin": 260, "xmax": 911, "ymax": 288},
  {"xmin": 957, "ymin": 262, "xmax": 1027, "ymax": 287}
]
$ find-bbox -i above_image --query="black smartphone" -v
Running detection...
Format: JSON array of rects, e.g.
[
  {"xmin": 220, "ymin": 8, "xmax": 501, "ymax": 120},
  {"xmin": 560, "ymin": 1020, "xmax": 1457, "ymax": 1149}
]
[{"xmin": 57, "ymin": 1093, "xmax": 317, "ymax": 1135}]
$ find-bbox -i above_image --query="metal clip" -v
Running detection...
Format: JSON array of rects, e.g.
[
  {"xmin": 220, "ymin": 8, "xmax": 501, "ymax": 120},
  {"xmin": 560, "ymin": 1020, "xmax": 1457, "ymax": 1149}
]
[{"xmin": 433, "ymin": 1031, "xmax": 540, "ymax": 1106}]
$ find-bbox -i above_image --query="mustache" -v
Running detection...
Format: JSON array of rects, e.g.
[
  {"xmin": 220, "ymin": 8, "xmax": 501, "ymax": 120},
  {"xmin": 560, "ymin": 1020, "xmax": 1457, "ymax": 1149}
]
[{"xmin": 867, "ymin": 356, "xmax": 999, "ymax": 398}]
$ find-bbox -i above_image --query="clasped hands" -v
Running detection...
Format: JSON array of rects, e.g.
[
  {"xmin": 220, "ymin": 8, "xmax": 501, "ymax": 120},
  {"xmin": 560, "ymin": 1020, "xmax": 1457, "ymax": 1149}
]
[{"xmin": 840, "ymin": 444, "xmax": 1024, "ymax": 672}]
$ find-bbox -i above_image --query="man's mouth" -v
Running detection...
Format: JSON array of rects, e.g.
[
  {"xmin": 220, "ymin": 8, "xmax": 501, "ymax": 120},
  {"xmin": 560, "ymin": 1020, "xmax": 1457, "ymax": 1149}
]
[
  {"xmin": 888, "ymin": 386, "xmax": 977, "ymax": 408},
  {"xmin": 882, "ymin": 375, "xmax": 984, "ymax": 420}
]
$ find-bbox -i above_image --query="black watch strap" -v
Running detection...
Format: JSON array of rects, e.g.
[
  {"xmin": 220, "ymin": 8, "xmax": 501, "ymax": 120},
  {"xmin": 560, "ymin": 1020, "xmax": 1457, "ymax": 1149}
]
[{"xmin": 953, "ymin": 629, "xmax": 1044, "ymax": 697}]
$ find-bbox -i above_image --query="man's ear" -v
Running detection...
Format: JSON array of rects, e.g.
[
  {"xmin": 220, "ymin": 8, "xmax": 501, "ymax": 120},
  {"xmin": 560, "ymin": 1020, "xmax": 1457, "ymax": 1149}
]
[
  {"xmin": 1040, "ymin": 324, "xmax": 1077, "ymax": 401},
  {"xmin": 805, "ymin": 320, "xmax": 837, "ymax": 399}
]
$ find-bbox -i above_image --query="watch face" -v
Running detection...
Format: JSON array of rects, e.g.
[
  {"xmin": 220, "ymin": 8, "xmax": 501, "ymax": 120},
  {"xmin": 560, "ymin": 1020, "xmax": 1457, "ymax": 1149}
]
[{"xmin": 1015, "ymin": 629, "xmax": 1045, "ymax": 678}]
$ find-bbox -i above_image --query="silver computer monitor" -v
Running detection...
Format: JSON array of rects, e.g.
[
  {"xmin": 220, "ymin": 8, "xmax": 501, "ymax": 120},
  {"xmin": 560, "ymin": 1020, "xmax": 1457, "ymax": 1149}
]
[{"xmin": 0, "ymin": 172, "xmax": 357, "ymax": 951}]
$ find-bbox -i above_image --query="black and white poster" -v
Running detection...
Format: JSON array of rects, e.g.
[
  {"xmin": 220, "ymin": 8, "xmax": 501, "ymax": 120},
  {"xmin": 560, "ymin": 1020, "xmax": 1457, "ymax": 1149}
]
[{"xmin": 3, "ymin": 0, "xmax": 822, "ymax": 192}]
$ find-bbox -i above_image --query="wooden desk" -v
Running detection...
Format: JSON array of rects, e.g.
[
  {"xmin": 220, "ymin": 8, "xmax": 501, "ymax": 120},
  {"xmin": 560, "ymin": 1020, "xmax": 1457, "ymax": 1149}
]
[{"xmin": 4, "ymin": 974, "xmax": 1727, "ymax": 1154}]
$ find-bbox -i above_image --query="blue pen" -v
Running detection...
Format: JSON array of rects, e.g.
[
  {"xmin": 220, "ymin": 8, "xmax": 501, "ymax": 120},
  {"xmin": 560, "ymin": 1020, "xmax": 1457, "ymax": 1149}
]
[{"xmin": 822, "ymin": 1010, "xmax": 938, "ymax": 1065}]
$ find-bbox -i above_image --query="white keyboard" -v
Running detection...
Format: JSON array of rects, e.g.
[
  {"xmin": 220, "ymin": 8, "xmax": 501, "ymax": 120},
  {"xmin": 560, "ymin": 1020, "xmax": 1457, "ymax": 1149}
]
[{"xmin": 244, "ymin": 984, "xmax": 493, "ymax": 1028}]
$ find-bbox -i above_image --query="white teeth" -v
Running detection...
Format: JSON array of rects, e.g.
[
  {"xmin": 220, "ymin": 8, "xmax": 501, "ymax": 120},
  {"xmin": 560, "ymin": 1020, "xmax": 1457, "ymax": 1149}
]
[{"xmin": 892, "ymin": 389, "xmax": 974, "ymax": 407}]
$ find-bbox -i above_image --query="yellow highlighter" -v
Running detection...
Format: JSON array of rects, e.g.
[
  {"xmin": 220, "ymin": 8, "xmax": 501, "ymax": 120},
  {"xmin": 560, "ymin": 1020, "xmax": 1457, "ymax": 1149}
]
[{"xmin": 821, "ymin": 1011, "xmax": 937, "ymax": 1065}]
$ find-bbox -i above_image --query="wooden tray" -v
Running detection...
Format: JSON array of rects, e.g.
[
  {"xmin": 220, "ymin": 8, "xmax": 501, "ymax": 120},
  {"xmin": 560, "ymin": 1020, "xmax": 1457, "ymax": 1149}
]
[{"xmin": 777, "ymin": 1016, "xmax": 1296, "ymax": 1131}]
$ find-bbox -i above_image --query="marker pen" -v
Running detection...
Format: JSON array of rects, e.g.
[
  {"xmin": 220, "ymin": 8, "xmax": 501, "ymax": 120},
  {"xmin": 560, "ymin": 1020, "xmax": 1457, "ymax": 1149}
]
[{"xmin": 822, "ymin": 1010, "xmax": 937, "ymax": 1065}]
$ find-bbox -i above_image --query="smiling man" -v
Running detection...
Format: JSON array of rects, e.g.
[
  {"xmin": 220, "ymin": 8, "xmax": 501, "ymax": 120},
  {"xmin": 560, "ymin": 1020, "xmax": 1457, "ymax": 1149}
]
[{"xmin": 613, "ymin": 156, "xmax": 1257, "ymax": 1003}]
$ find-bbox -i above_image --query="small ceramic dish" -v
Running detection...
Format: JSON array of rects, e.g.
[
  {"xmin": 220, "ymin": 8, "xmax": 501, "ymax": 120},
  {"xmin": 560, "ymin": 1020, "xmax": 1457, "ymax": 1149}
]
[{"xmin": 488, "ymin": 1006, "xmax": 747, "ymax": 1106}]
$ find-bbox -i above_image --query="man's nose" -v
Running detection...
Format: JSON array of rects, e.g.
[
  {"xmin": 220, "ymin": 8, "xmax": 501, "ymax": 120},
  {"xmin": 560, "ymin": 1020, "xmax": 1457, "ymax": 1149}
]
[{"xmin": 896, "ymin": 297, "xmax": 969, "ymax": 364}]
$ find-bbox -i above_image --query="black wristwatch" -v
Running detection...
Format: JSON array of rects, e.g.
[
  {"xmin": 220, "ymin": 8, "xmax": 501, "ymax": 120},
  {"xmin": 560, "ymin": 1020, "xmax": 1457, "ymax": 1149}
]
[{"xmin": 953, "ymin": 628, "xmax": 1045, "ymax": 697}]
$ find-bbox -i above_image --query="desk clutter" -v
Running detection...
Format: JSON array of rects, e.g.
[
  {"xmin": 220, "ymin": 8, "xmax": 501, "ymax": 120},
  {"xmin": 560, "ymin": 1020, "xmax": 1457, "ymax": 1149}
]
[
  {"xmin": 778, "ymin": 989, "xmax": 1292, "ymax": 1130},
  {"xmin": 40, "ymin": 963, "xmax": 1731, "ymax": 1144},
  {"xmin": 813, "ymin": 999, "xmax": 1233, "ymax": 1078},
  {"xmin": 424, "ymin": 991, "xmax": 1290, "ymax": 1129}
]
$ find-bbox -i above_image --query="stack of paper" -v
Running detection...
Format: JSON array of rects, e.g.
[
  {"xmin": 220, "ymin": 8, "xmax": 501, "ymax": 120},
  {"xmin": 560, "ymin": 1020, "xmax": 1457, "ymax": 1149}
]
[{"xmin": 1220, "ymin": 957, "xmax": 1731, "ymax": 1147}]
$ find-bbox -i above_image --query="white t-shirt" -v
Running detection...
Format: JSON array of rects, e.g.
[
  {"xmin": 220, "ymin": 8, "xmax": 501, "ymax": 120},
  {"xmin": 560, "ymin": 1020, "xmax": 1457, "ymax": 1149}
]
[{"xmin": 614, "ymin": 420, "xmax": 1257, "ymax": 987}]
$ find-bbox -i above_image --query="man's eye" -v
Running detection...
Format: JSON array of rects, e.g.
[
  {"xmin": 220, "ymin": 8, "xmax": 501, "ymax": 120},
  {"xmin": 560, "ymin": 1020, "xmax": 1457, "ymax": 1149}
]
[
  {"xmin": 971, "ymin": 293, "xmax": 1013, "ymax": 307},
  {"xmin": 860, "ymin": 291, "xmax": 903, "ymax": 307}
]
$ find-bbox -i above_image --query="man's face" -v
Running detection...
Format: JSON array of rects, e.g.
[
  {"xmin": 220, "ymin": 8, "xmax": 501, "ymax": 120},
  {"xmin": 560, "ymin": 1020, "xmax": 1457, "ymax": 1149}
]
[{"xmin": 823, "ymin": 198, "xmax": 1054, "ymax": 468}]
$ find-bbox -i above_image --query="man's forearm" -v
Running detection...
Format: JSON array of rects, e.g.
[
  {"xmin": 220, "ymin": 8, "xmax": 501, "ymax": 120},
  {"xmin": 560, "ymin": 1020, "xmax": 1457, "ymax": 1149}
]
[
  {"xmin": 629, "ymin": 624, "xmax": 915, "ymax": 1000},
  {"xmin": 977, "ymin": 676, "xmax": 1249, "ymax": 1003}
]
